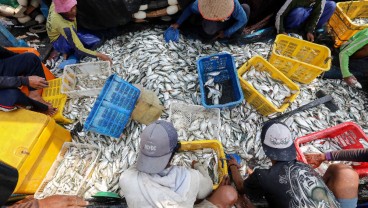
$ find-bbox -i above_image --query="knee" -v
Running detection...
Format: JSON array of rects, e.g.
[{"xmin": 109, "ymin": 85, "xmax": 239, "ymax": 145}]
[
  {"xmin": 241, "ymin": 4, "xmax": 250, "ymax": 18},
  {"xmin": 22, "ymin": 53, "xmax": 41, "ymax": 65},
  {"xmin": 209, "ymin": 185, "xmax": 238, "ymax": 206},
  {"xmin": 327, "ymin": 164, "xmax": 359, "ymax": 183},
  {"xmin": 325, "ymin": 1, "xmax": 336, "ymax": 12}
]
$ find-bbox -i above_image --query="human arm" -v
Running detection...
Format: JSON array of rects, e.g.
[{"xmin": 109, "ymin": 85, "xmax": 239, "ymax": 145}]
[
  {"xmin": 192, "ymin": 161, "xmax": 213, "ymax": 199},
  {"xmin": 275, "ymin": 0, "xmax": 294, "ymax": 34},
  {"xmin": 175, "ymin": 1, "xmax": 199, "ymax": 26},
  {"xmin": 0, "ymin": 76, "xmax": 29, "ymax": 89},
  {"xmin": 227, "ymin": 156, "xmax": 244, "ymax": 192},
  {"xmin": 340, "ymin": 29, "xmax": 368, "ymax": 78},
  {"xmin": 0, "ymin": 46, "xmax": 17, "ymax": 59},
  {"xmin": 304, "ymin": 0, "xmax": 323, "ymax": 34},
  {"xmin": 305, "ymin": 149, "xmax": 368, "ymax": 168},
  {"xmin": 223, "ymin": 0, "xmax": 248, "ymax": 37}
]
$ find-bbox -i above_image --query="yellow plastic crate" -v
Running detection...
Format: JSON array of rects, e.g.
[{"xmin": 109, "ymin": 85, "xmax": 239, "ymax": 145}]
[
  {"xmin": 179, "ymin": 140, "xmax": 227, "ymax": 190},
  {"xmin": 238, "ymin": 56, "xmax": 300, "ymax": 116},
  {"xmin": 269, "ymin": 34, "xmax": 331, "ymax": 84},
  {"xmin": 0, "ymin": 109, "xmax": 72, "ymax": 194},
  {"xmin": 42, "ymin": 78, "xmax": 72, "ymax": 124},
  {"xmin": 328, "ymin": 1, "xmax": 368, "ymax": 48}
]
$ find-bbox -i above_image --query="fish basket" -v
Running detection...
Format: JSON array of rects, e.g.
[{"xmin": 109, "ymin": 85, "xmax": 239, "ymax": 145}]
[
  {"xmin": 84, "ymin": 74, "xmax": 141, "ymax": 138},
  {"xmin": 168, "ymin": 102, "xmax": 220, "ymax": 141},
  {"xmin": 42, "ymin": 78, "xmax": 72, "ymax": 124},
  {"xmin": 237, "ymin": 56, "xmax": 300, "ymax": 116},
  {"xmin": 295, "ymin": 122, "xmax": 368, "ymax": 177},
  {"xmin": 197, "ymin": 53, "xmax": 244, "ymax": 109},
  {"xmin": 179, "ymin": 140, "xmax": 227, "ymax": 189},
  {"xmin": 61, "ymin": 61, "xmax": 111, "ymax": 98},
  {"xmin": 269, "ymin": 34, "xmax": 331, "ymax": 84},
  {"xmin": 34, "ymin": 142, "xmax": 101, "ymax": 199},
  {"xmin": 328, "ymin": 1, "xmax": 368, "ymax": 48}
]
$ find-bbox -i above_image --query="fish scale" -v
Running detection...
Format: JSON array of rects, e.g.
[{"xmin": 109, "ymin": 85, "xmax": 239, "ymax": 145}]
[{"xmin": 42, "ymin": 28, "xmax": 368, "ymax": 198}]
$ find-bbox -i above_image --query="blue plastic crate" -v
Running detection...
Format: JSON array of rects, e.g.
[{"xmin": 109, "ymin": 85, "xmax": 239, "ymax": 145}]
[
  {"xmin": 197, "ymin": 53, "xmax": 244, "ymax": 109},
  {"xmin": 84, "ymin": 74, "xmax": 141, "ymax": 138}
]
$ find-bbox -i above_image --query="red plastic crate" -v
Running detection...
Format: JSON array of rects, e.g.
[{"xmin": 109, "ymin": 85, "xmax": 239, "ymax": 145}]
[{"xmin": 295, "ymin": 122, "xmax": 368, "ymax": 177}]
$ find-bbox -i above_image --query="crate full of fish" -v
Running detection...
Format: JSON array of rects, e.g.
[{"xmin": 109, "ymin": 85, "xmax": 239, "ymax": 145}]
[
  {"xmin": 84, "ymin": 74, "xmax": 141, "ymax": 138},
  {"xmin": 295, "ymin": 122, "xmax": 368, "ymax": 177},
  {"xmin": 171, "ymin": 140, "xmax": 227, "ymax": 189},
  {"xmin": 328, "ymin": 1, "xmax": 368, "ymax": 48},
  {"xmin": 42, "ymin": 78, "xmax": 72, "ymax": 124},
  {"xmin": 169, "ymin": 102, "xmax": 220, "ymax": 141},
  {"xmin": 197, "ymin": 53, "xmax": 244, "ymax": 109},
  {"xmin": 268, "ymin": 34, "xmax": 331, "ymax": 84},
  {"xmin": 238, "ymin": 56, "xmax": 300, "ymax": 116},
  {"xmin": 61, "ymin": 61, "xmax": 111, "ymax": 98},
  {"xmin": 34, "ymin": 142, "xmax": 101, "ymax": 199}
]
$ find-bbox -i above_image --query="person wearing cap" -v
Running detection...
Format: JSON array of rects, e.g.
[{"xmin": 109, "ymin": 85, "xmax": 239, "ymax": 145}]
[
  {"xmin": 275, "ymin": 0, "xmax": 336, "ymax": 42},
  {"xmin": 119, "ymin": 120, "xmax": 213, "ymax": 207},
  {"xmin": 46, "ymin": 0, "xmax": 111, "ymax": 64},
  {"xmin": 170, "ymin": 0, "xmax": 249, "ymax": 40},
  {"xmin": 228, "ymin": 121, "xmax": 358, "ymax": 208}
]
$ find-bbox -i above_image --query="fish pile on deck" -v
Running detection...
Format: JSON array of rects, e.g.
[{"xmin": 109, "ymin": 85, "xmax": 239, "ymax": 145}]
[
  {"xmin": 40, "ymin": 28, "xmax": 368, "ymax": 198},
  {"xmin": 35, "ymin": 144, "xmax": 100, "ymax": 199},
  {"xmin": 241, "ymin": 66, "xmax": 295, "ymax": 108},
  {"xmin": 171, "ymin": 149, "xmax": 219, "ymax": 184},
  {"xmin": 352, "ymin": 18, "xmax": 368, "ymax": 25}
]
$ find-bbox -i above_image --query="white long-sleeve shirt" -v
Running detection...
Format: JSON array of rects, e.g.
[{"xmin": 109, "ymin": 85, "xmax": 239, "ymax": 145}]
[{"xmin": 119, "ymin": 164, "xmax": 213, "ymax": 208}]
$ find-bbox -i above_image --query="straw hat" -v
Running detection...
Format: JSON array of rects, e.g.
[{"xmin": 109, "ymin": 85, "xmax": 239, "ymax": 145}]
[{"xmin": 198, "ymin": 0, "xmax": 234, "ymax": 21}]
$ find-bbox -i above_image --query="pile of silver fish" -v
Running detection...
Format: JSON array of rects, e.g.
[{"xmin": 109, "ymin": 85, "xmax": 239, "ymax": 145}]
[
  {"xmin": 352, "ymin": 18, "xmax": 368, "ymax": 25},
  {"xmin": 204, "ymin": 71, "xmax": 223, "ymax": 105},
  {"xmin": 241, "ymin": 66, "xmax": 295, "ymax": 107},
  {"xmin": 170, "ymin": 103, "xmax": 220, "ymax": 141},
  {"xmin": 35, "ymin": 144, "xmax": 100, "ymax": 199},
  {"xmin": 75, "ymin": 74, "xmax": 108, "ymax": 91},
  {"xmin": 171, "ymin": 149, "xmax": 219, "ymax": 184},
  {"xmin": 44, "ymin": 28, "xmax": 368, "ymax": 198}
]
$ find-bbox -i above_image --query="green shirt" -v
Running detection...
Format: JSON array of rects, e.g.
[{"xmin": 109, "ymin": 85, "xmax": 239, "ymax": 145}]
[
  {"xmin": 339, "ymin": 28, "xmax": 368, "ymax": 78},
  {"xmin": 46, "ymin": 3, "xmax": 97, "ymax": 57}
]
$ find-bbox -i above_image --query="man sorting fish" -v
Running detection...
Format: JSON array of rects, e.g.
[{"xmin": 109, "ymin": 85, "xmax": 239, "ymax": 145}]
[
  {"xmin": 0, "ymin": 46, "xmax": 56, "ymax": 115},
  {"xmin": 323, "ymin": 28, "xmax": 368, "ymax": 88},
  {"xmin": 46, "ymin": 0, "xmax": 112, "ymax": 67},
  {"xmin": 275, "ymin": 0, "xmax": 336, "ymax": 42},
  {"xmin": 169, "ymin": 0, "xmax": 249, "ymax": 41},
  {"xmin": 119, "ymin": 120, "xmax": 238, "ymax": 208},
  {"xmin": 228, "ymin": 121, "xmax": 358, "ymax": 208}
]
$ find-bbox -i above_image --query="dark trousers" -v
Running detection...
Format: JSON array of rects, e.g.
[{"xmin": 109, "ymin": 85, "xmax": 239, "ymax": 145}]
[
  {"xmin": 53, "ymin": 32, "xmax": 101, "ymax": 58},
  {"xmin": 0, "ymin": 53, "xmax": 47, "ymax": 111},
  {"xmin": 285, "ymin": 0, "xmax": 336, "ymax": 31}
]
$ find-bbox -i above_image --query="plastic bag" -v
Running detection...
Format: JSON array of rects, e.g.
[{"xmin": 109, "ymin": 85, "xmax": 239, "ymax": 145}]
[{"xmin": 77, "ymin": 0, "xmax": 142, "ymax": 30}]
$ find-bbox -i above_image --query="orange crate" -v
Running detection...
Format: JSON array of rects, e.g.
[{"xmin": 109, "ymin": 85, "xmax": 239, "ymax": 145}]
[
  {"xmin": 295, "ymin": 122, "xmax": 368, "ymax": 177},
  {"xmin": 328, "ymin": 1, "xmax": 368, "ymax": 48}
]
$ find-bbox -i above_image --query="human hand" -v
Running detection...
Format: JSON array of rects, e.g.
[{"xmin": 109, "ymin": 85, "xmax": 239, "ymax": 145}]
[
  {"xmin": 38, "ymin": 195, "xmax": 88, "ymax": 208},
  {"xmin": 28, "ymin": 76, "xmax": 48, "ymax": 89},
  {"xmin": 97, "ymin": 53, "xmax": 112, "ymax": 65},
  {"xmin": 306, "ymin": 32, "xmax": 314, "ymax": 42},
  {"xmin": 343, "ymin": 75, "xmax": 362, "ymax": 88},
  {"xmin": 171, "ymin": 23, "xmax": 179, "ymax": 29},
  {"xmin": 304, "ymin": 153, "xmax": 326, "ymax": 168},
  {"xmin": 213, "ymin": 31, "xmax": 225, "ymax": 40},
  {"xmin": 227, "ymin": 155, "xmax": 241, "ymax": 169}
]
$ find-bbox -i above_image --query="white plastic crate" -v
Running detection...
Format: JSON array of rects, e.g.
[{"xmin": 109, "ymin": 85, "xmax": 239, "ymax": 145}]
[
  {"xmin": 61, "ymin": 61, "xmax": 111, "ymax": 98},
  {"xmin": 168, "ymin": 103, "xmax": 220, "ymax": 141},
  {"xmin": 34, "ymin": 142, "xmax": 101, "ymax": 199}
]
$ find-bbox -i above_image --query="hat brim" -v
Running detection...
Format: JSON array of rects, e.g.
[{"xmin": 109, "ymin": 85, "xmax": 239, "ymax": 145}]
[
  {"xmin": 262, "ymin": 143, "xmax": 296, "ymax": 161},
  {"xmin": 136, "ymin": 151, "xmax": 172, "ymax": 174}
]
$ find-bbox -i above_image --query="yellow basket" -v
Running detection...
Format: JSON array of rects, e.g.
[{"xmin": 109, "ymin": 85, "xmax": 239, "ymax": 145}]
[
  {"xmin": 42, "ymin": 78, "xmax": 72, "ymax": 124},
  {"xmin": 238, "ymin": 56, "xmax": 300, "ymax": 116},
  {"xmin": 328, "ymin": 1, "xmax": 368, "ymax": 48},
  {"xmin": 269, "ymin": 34, "xmax": 331, "ymax": 84},
  {"xmin": 179, "ymin": 140, "xmax": 227, "ymax": 190}
]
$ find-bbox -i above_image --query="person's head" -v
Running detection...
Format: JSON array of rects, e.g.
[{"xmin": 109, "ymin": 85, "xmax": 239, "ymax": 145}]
[
  {"xmin": 136, "ymin": 120, "xmax": 179, "ymax": 174},
  {"xmin": 54, "ymin": 0, "xmax": 77, "ymax": 21},
  {"xmin": 261, "ymin": 121, "xmax": 296, "ymax": 163},
  {"xmin": 198, "ymin": 0, "xmax": 234, "ymax": 22}
]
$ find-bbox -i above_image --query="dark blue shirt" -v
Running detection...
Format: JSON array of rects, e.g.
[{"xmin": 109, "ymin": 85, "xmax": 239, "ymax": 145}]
[{"xmin": 176, "ymin": 0, "xmax": 247, "ymax": 37}]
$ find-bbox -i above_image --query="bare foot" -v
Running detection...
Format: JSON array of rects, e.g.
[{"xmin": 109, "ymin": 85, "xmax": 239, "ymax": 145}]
[
  {"xmin": 45, "ymin": 105, "xmax": 58, "ymax": 116},
  {"xmin": 28, "ymin": 90, "xmax": 52, "ymax": 106}
]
